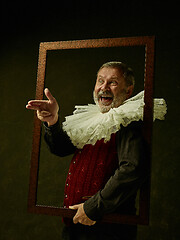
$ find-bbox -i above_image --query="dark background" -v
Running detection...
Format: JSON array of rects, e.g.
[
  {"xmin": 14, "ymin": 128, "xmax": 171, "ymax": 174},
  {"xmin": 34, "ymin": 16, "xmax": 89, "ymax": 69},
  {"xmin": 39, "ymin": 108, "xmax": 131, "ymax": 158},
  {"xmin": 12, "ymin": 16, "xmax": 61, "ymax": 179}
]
[{"xmin": 0, "ymin": 1, "xmax": 180, "ymax": 239}]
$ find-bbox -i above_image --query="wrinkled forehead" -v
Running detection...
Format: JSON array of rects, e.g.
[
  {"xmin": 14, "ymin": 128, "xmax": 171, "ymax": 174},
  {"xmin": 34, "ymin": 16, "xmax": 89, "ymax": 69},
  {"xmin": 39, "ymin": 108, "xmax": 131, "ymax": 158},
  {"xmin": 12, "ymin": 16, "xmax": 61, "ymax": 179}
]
[{"xmin": 97, "ymin": 67, "xmax": 124, "ymax": 81}]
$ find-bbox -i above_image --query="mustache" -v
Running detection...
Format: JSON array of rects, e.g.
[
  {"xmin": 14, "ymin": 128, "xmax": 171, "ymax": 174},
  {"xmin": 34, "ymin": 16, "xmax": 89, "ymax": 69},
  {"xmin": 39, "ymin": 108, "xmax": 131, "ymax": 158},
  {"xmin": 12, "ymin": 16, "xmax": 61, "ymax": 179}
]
[{"xmin": 97, "ymin": 90, "xmax": 114, "ymax": 98}]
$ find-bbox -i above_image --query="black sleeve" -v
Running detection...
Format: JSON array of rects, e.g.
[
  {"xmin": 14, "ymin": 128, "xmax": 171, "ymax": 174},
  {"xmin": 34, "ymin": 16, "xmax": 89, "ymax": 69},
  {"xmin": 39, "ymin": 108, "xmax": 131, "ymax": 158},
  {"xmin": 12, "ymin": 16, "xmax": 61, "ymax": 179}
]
[
  {"xmin": 83, "ymin": 121, "xmax": 149, "ymax": 221},
  {"xmin": 44, "ymin": 119, "xmax": 76, "ymax": 157}
]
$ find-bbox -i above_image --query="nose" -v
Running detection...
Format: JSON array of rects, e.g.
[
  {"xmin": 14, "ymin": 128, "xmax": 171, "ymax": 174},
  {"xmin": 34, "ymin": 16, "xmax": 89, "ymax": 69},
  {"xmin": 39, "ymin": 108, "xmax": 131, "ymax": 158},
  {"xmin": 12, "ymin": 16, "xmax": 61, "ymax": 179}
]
[{"xmin": 101, "ymin": 81, "xmax": 109, "ymax": 91}]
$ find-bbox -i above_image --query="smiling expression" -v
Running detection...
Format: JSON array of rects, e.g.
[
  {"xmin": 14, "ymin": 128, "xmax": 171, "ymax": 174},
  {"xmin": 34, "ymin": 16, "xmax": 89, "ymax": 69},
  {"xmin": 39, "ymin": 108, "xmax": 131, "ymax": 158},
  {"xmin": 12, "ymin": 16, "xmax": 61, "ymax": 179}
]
[{"xmin": 93, "ymin": 67, "xmax": 130, "ymax": 113}]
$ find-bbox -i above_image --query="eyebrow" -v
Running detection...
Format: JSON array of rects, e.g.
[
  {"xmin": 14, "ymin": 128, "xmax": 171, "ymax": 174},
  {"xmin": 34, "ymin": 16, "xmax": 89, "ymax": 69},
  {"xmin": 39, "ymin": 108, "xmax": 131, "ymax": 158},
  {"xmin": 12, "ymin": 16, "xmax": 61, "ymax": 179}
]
[
  {"xmin": 110, "ymin": 77, "xmax": 118, "ymax": 80},
  {"xmin": 98, "ymin": 75, "xmax": 119, "ymax": 80}
]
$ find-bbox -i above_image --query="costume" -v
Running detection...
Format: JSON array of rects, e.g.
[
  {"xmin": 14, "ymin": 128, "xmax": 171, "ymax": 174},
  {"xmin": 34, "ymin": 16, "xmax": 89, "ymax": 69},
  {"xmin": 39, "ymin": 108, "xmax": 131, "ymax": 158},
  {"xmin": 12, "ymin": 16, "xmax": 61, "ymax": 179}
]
[{"xmin": 44, "ymin": 91, "xmax": 167, "ymax": 240}]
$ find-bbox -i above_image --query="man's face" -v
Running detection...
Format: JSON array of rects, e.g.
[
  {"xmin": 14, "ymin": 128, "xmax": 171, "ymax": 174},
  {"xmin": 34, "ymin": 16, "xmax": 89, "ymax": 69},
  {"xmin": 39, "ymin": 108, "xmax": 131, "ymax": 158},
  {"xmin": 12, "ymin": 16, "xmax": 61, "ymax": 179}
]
[{"xmin": 93, "ymin": 67, "xmax": 129, "ymax": 113}]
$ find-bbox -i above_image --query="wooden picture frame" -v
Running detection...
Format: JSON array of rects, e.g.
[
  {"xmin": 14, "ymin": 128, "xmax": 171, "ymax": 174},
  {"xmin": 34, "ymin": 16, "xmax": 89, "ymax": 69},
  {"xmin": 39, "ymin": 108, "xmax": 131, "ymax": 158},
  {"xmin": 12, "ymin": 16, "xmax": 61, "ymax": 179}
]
[{"xmin": 28, "ymin": 36, "xmax": 155, "ymax": 225}]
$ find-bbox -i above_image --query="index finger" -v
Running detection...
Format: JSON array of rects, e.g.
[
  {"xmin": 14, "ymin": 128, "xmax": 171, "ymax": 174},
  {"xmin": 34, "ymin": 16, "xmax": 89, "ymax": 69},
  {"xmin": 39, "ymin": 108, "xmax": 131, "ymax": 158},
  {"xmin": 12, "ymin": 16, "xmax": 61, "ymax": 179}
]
[
  {"xmin": 27, "ymin": 99, "xmax": 48, "ymax": 104},
  {"xmin": 27, "ymin": 100, "xmax": 48, "ymax": 107}
]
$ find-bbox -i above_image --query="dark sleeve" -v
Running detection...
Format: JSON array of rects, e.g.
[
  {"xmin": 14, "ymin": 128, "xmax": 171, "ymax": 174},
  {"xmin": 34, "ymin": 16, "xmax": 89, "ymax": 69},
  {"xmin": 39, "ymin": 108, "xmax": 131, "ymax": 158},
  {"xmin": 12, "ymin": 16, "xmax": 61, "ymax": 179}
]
[
  {"xmin": 44, "ymin": 119, "xmax": 76, "ymax": 157},
  {"xmin": 84, "ymin": 121, "xmax": 149, "ymax": 221}
]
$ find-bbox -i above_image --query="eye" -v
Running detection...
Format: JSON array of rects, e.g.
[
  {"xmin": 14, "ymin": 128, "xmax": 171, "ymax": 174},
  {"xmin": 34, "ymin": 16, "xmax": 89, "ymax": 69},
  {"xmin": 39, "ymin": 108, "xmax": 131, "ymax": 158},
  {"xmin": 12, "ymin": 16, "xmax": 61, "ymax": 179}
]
[
  {"xmin": 98, "ymin": 78, "xmax": 104, "ymax": 84},
  {"xmin": 110, "ymin": 81, "xmax": 118, "ymax": 86}
]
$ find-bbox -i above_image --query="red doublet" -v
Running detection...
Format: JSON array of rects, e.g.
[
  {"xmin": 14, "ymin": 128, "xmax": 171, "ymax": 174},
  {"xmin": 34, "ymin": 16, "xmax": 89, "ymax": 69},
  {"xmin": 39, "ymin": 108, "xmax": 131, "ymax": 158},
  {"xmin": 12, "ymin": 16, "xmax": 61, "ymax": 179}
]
[{"xmin": 64, "ymin": 133, "xmax": 118, "ymax": 208}]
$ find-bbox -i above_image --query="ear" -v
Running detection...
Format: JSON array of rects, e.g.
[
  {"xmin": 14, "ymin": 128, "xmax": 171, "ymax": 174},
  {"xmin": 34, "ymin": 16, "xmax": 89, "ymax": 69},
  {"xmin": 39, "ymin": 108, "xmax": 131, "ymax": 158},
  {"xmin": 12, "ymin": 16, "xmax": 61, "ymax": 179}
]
[{"xmin": 126, "ymin": 85, "xmax": 134, "ymax": 99}]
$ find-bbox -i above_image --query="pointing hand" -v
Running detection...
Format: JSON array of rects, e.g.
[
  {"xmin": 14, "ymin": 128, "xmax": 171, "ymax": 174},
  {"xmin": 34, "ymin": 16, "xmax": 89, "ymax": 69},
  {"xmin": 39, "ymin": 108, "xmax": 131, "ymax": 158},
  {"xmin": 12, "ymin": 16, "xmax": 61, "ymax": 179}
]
[{"xmin": 26, "ymin": 88, "xmax": 59, "ymax": 126}]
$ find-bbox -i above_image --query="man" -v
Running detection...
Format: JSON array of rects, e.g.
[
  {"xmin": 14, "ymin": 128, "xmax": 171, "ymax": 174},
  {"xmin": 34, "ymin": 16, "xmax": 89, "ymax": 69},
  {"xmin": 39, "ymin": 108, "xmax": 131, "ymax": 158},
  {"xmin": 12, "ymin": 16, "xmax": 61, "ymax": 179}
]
[{"xmin": 26, "ymin": 62, "xmax": 148, "ymax": 240}]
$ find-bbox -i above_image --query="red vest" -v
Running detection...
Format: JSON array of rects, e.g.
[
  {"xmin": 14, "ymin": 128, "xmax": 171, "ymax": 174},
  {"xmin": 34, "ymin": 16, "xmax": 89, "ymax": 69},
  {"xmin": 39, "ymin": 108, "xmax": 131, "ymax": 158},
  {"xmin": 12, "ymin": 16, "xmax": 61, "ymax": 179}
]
[{"xmin": 64, "ymin": 133, "xmax": 118, "ymax": 208}]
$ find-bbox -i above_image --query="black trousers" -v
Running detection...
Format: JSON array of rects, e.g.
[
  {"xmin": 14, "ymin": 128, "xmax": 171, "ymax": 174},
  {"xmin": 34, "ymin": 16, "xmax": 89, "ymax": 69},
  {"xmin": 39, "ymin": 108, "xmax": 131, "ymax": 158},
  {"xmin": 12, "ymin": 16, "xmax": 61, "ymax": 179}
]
[{"xmin": 62, "ymin": 223, "xmax": 137, "ymax": 240}]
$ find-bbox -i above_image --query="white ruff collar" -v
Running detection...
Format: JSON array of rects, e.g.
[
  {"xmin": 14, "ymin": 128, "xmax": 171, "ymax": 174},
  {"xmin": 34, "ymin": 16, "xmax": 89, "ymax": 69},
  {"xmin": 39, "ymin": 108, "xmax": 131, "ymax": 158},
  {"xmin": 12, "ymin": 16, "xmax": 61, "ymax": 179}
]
[{"xmin": 62, "ymin": 91, "xmax": 167, "ymax": 149}]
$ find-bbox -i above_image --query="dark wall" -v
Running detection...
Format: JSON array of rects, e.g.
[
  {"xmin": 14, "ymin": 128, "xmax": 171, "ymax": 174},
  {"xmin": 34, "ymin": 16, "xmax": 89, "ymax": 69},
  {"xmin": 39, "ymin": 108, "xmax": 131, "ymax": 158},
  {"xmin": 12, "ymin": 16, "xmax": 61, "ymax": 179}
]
[{"xmin": 0, "ymin": 1, "xmax": 180, "ymax": 239}]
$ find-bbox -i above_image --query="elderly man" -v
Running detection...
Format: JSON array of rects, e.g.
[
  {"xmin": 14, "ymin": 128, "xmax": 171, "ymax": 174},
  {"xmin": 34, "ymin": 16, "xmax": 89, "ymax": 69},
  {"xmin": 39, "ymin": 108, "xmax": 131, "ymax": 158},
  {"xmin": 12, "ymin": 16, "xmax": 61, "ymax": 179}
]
[{"xmin": 26, "ymin": 62, "xmax": 148, "ymax": 240}]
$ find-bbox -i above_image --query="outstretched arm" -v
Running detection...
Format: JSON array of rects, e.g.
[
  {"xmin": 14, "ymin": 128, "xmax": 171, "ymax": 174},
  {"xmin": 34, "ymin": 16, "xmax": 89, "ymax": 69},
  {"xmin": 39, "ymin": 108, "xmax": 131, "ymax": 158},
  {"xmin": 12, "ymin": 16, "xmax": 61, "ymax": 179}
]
[{"xmin": 26, "ymin": 88, "xmax": 76, "ymax": 156}]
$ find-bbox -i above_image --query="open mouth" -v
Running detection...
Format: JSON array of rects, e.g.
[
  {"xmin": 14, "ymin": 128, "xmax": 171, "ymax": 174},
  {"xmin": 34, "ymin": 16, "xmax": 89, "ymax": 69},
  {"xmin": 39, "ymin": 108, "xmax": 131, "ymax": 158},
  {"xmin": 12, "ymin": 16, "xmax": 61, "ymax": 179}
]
[{"xmin": 99, "ymin": 96, "xmax": 113, "ymax": 106}]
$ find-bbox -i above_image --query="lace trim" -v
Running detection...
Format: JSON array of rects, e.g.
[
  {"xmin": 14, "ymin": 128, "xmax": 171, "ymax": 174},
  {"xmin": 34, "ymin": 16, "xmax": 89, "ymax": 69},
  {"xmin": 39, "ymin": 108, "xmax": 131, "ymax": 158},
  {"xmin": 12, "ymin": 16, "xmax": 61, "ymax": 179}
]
[{"xmin": 62, "ymin": 91, "xmax": 167, "ymax": 149}]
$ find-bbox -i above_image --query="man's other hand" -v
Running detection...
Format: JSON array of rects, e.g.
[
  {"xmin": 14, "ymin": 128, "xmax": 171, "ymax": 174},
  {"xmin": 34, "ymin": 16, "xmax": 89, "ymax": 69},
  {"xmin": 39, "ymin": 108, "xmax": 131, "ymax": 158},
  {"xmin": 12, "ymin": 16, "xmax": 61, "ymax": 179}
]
[{"xmin": 69, "ymin": 203, "xmax": 96, "ymax": 226}]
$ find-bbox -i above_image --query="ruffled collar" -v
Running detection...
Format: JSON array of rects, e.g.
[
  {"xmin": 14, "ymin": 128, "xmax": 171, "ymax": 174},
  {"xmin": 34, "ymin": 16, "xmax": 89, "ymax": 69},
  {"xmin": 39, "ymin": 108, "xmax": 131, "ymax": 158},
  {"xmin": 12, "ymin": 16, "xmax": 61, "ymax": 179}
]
[{"xmin": 62, "ymin": 91, "xmax": 167, "ymax": 149}]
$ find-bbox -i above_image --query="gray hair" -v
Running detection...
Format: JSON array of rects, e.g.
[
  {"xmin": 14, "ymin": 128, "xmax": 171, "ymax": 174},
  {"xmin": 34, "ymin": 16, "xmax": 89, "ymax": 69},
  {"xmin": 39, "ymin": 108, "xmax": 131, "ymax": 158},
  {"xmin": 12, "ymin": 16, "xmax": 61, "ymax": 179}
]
[{"xmin": 97, "ymin": 61, "xmax": 135, "ymax": 87}]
